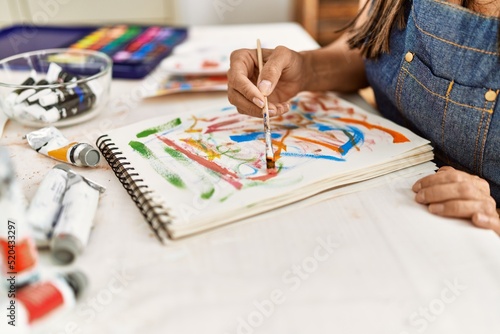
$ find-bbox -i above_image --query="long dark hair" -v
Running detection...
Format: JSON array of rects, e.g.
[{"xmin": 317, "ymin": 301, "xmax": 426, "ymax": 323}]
[{"xmin": 345, "ymin": 0, "xmax": 500, "ymax": 58}]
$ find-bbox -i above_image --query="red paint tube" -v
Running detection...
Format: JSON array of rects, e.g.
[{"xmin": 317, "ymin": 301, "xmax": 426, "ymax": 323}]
[
  {"xmin": 1, "ymin": 270, "xmax": 87, "ymax": 331},
  {"xmin": 0, "ymin": 148, "xmax": 40, "ymax": 288}
]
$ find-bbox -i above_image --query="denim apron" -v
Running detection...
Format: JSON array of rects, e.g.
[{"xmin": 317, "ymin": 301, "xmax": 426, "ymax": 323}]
[{"xmin": 365, "ymin": 0, "xmax": 500, "ymax": 203}]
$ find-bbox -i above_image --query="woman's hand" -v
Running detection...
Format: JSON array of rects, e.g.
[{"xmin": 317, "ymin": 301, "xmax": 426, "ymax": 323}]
[
  {"xmin": 413, "ymin": 166, "xmax": 500, "ymax": 234},
  {"xmin": 227, "ymin": 46, "xmax": 308, "ymax": 118}
]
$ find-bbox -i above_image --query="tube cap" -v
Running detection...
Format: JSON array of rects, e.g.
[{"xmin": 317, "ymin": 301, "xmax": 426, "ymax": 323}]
[
  {"xmin": 63, "ymin": 270, "xmax": 89, "ymax": 299},
  {"xmin": 79, "ymin": 146, "xmax": 100, "ymax": 167},
  {"xmin": 51, "ymin": 234, "xmax": 81, "ymax": 264}
]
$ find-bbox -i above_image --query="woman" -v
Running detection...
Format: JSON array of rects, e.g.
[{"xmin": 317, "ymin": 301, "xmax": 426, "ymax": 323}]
[{"xmin": 227, "ymin": 0, "xmax": 500, "ymax": 233}]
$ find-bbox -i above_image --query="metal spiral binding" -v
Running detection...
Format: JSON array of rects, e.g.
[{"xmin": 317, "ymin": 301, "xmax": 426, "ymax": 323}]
[{"xmin": 96, "ymin": 134, "xmax": 172, "ymax": 243}]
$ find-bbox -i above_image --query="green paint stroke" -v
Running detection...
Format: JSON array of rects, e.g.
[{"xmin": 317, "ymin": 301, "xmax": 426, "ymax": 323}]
[
  {"xmin": 129, "ymin": 141, "xmax": 186, "ymax": 189},
  {"xmin": 136, "ymin": 118, "xmax": 182, "ymax": 138},
  {"xmin": 164, "ymin": 146, "xmax": 188, "ymax": 161},
  {"xmin": 219, "ymin": 194, "xmax": 232, "ymax": 202},
  {"xmin": 129, "ymin": 140, "xmax": 153, "ymax": 158},
  {"xmin": 165, "ymin": 146, "xmax": 216, "ymax": 198},
  {"xmin": 201, "ymin": 187, "xmax": 215, "ymax": 200}
]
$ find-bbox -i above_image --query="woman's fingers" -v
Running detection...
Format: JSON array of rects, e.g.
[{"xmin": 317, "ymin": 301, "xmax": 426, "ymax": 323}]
[
  {"xmin": 472, "ymin": 212, "xmax": 500, "ymax": 232},
  {"xmin": 227, "ymin": 49, "xmax": 265, "ymax": 109},
  {"xmin": 258, "ymin": 46, "xmax": 295, "ymax": 96},
  {"xmin": 227, "ymin": 87, "xmax": 289, "ymax": 118},
  {"xmin": 415, "ymin": 182, "xmax": 493, "ymax": 204},
  {"xmin": 427, "ymin": 199, "xmax": 497, "ymax": 217},
  {"xmin": 412, "ymin": 166, "xmax": 499, "ymax": 235},
  {"xmin": 228, "ymin": 47, "xmax": 298, "ymax": 117},
  {"xmin": 413, "ymin": 167, "xmax": 490, "ymax": 195}
]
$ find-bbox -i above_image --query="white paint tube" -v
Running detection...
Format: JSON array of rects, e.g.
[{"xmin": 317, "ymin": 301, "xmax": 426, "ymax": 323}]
[
  {"xmin": 26, "ymin": 165, "xmax": 68, "ymax": 248},
  {"xmin": 4, "ymin": 77, "xmax": 35, "ymax": 108},
  {"xmin": 50, "ymin": 168, "xmax": 105, "ymax": 264}
]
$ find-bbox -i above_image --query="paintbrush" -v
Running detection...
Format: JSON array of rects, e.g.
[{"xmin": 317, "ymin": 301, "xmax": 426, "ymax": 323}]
[{"xmin": 256, "ymin": 39, "xmax": 276, "ymax": 170}]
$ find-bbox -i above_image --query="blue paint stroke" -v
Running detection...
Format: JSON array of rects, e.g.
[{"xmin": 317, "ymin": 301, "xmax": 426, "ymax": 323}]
[
  {"xmin": 339, "ymin": 126, "xmax": 364, "ymax": 156},
  {"xmin": 280, "ymin": 152, "xmax": 345, "ymax": 161},
  {"xmin": 309, "ymin": 123, "xmax": 335, "ymax": 132},
  {"xmin": 230, "ymin": 132, "xmax": 282, "ymax": 142},
  {"xmin": 222, "ymin": 106, "xmax": 234, "ymax": 112},
  {"xmin": 301, "ymin": 113, "xmax": 313, "ymax": 120}
]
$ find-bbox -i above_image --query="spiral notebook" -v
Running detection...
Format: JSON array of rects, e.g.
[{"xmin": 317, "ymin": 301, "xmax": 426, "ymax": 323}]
[{"xmin": 96, "ymin": 92, "xmax": 434, "ymax": 242}]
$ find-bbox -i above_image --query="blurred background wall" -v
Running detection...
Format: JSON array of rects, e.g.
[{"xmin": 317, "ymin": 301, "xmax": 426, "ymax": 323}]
[
  {"xmin": 0, "ymin": 0, "xmax": 360, "ymax": 46},
  {"xmin": 0, "ymin": 0, "xmax": 292, "ymax": 27}
]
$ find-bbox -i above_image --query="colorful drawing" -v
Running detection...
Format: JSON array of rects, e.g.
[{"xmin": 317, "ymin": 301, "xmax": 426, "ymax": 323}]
[
  {"xmin": 128, "ymin": 92, "xmax": 411, "ymax": 203},
  {"xmin": 161, "ymin": 53, "xmax": 230, "ymax": 75},
  {"xmin": 149, "ymin": 74, "xmax": 228, "ymax": 97}
]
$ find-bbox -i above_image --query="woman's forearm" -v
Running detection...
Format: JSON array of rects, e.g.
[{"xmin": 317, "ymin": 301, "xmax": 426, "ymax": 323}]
[{"xmin": 300, "ymin": 34, "xmax": 369, "ymax": 93}]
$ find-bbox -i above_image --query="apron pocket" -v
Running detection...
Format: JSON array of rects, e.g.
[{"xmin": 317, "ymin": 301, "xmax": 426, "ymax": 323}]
[{"xmin": 395, "ymin": 51, "xmax": 497, "ymax": 175}]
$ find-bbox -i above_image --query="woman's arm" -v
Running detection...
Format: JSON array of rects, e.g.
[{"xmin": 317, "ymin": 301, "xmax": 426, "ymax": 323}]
[{"xmin": 227, "ymin": 0, "xmax": 370, "ymax": 117}]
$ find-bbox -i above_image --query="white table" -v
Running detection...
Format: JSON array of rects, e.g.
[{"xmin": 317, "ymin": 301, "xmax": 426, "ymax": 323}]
[{"xmin": 1, "ymin": 23, "xmax": 500, "ymax": 334}]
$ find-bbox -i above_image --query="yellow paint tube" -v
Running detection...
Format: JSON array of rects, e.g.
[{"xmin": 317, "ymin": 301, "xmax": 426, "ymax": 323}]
[{"xmin": 25, "ymin": 126, "xmax": 100, "ymax": 167}]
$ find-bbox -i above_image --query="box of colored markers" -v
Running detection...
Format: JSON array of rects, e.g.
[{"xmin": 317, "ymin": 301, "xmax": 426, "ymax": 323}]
[{"xmin": 0, "ymin": 24, "xmax": 188, "ymax": 79}]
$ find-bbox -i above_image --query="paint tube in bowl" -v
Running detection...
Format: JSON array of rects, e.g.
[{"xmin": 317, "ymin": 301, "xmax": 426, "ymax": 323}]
[
  {"xmin": 26, "ymin": 165, "xmax": 69, "ymax": 248},
  {"xmin": 41, "ymin": 83, "xmax": 97, "ymax": 123},
  {"xmin": 50, "ymin": 165, "xmax": 105, "ymax": 264},
  {"xmin": 25, "ymin": 126, "xmax": 100, "ymax": 167}
]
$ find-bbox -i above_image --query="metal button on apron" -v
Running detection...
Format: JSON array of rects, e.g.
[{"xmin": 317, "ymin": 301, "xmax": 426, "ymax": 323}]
[
  {"xmin": 405, "ymin": 52, "xmax": 414, "ymax": 62},
  {"xmin": 485, "ymin": 90, "xmax": 497, "ymax": 102}
]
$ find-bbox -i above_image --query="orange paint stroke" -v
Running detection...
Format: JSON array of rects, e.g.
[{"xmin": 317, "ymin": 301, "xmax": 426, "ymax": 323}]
[
  {"xmin": 292, "ymin": 135, "xmax": 343, "ymax": 154},
  {"xmin": 273, "ymin": 129, "xmax": 291, "ymax": 161},
  {"xmin": 186, "ymin": 116, "xmax": 202, "ymax": 133},
  {"xmin": 336, "ymin": 118, "xmax": 410, "ymax": 143}
]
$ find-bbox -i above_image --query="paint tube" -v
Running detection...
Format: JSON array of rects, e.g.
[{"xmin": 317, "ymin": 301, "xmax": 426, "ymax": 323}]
[
  {"xmin": 41, "ymin": 87, "xmax": 96, "ymax": 123},
  {"xmin": 51, "ymin": 168, "xmax": 105, "ymax": 264},
  {"xmin": 0, "ymin": 270, "xmax": 87, "ymax": 330},
  {"xmin": 0, "ymin": 148, "xmax": 40, "ymax": 288},
  {"xmin": 47, "ymin": 62, "xmax": 78, "ymax": 85},
  {"xmin": 25, "ymin": 126, "xmax": 101, "ymax": 167},
  {"xmin": 4, "ymin": 77, "xmax": 35, "ymax": 109},
  {"xmin": 14, "ymin": 104, "xmax": 46, "ymax": 122},
  {"xmin": 38, "ymin": 87, "xmax": 76, "ymax": 107},
  {"xmin": 26, "ymin": 165, "xmax": 68, "ymax": 248},
  {"xmin": 14, "ymin": 79, "xmax": 50, "ymax": 105},
  {"xmin": 26, "ymin": 79, "xmax": 52, "ymax": 104}
]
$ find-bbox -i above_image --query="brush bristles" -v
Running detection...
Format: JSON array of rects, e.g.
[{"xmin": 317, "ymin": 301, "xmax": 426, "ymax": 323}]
[{"xmin": 266, "ymin": 158, "xmax": 275, "ymax": 170}]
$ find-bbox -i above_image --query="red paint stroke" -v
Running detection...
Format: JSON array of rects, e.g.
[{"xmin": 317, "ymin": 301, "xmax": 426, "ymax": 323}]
[
  {"xmin": 336, "ymin": 118, "xmax": 410, "ymax": 143},
  {"xmin": 205, "ymin": 115, "xmax": 245, "ymax": 133},
  {"xmin": 247, "ymin": 172, "xmax": 278, "ymax": 182},
  {"xmin": 157, "ymin": 135, "xmax": 243, "ymax": 190},
  {"xmin": 202, "ymin": 60, "xmax": 220, "ymax": 69},
  {"xmin": 291, "ymin": 135, "xmax": 344, "ymax": 154}
]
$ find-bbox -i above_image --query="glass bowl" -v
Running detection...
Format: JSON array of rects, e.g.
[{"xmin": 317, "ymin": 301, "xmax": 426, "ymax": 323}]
[{"xmin": 0, "ymin": 48, "xmax": 112, "ymax": 127}]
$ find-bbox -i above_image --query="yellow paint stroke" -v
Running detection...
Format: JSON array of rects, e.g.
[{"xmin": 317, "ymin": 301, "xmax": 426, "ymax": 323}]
[{"xmin": 181, "ymin": 138, "xmax": 221, "ymax": 160}]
